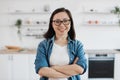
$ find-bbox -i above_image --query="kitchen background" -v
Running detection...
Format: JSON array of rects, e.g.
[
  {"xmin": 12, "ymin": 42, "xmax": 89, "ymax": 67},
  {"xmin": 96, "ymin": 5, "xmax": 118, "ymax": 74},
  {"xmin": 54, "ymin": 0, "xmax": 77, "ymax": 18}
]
[
  {"xmin": 0, "ymin": 0, "xmax": 120, "ymax": 49},
  {"xmin": 0, "ymin": 0, "xmax": 120, "ymax": 80}
]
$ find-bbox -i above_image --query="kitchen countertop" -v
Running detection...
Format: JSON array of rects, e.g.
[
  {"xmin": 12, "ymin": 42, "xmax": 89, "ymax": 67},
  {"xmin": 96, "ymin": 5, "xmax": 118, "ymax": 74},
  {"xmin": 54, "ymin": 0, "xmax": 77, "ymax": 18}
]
[
  {"xmin": 85, "ymin": 49, "xmax": 120, "ymax": 54},
  {"xmin": 0, "ymin": 49, "xmax": 36, "ymax": 54},
  {"xmin": 0, "ymin": 49, "xmax": 120, "ymax": 54}
]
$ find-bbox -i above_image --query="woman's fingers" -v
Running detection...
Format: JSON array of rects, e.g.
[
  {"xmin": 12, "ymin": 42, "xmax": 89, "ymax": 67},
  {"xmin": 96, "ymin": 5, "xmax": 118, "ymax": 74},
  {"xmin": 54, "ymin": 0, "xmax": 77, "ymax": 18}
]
[{"xmin": 73, "ymin": 57, "xmax": 79, "ymax": 64}]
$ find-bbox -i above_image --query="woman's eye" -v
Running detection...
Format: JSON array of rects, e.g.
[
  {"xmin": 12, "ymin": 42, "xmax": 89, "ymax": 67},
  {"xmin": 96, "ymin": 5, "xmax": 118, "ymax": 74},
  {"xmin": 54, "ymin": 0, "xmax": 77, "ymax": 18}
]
[
  {"xmin": 63, "ymin": 20, "xmax": 68, "ymax": 23},
  {"xmin": 56, "ymin": 20, "xmax": 60, "ymax": 23}
]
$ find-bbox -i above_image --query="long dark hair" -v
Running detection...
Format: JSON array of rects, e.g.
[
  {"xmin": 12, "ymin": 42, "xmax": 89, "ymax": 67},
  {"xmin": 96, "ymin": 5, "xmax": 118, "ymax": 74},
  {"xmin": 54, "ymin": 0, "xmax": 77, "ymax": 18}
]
[{"xmin": 44, "ymin": 7, "xmax": 76, "ymax": 40}]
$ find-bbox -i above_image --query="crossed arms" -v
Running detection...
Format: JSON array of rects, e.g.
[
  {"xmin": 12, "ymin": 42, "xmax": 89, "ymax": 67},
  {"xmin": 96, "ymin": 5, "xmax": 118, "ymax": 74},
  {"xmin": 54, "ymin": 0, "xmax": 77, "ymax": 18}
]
[{"xmin": 38, "ymin": 57, "xmax": 84, "ymax": 78}]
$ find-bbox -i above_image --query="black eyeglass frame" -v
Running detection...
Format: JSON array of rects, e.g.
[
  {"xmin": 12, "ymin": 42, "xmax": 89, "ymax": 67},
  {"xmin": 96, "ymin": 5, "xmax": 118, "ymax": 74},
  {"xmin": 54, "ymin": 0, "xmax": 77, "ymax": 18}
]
[{"xmin": 52, "ymin": 19, "xmax": 71, "ymax": 26}]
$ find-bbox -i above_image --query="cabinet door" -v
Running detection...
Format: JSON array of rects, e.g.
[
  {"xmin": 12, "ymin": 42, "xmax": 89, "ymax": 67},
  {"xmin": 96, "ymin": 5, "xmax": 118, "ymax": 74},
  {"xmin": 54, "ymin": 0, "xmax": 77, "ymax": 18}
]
[
  {"xmin": 12, "ymin": 54, "xmax": 29, "ymax": 80},
  {"xmin": 114, "ymin": 53, "xmax": 120, "ymax": 80},
  {"xmin": 0, "ymin": 54, "xmax": 12, "ymax": 80},
  {"xmin": 29, "ymin": 54, "xmax": 40, "ymax": 80}
]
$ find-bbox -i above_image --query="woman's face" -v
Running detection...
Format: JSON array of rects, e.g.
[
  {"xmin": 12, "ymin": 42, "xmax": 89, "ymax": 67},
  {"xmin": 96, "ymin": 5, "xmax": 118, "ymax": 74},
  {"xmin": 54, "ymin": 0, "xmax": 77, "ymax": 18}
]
[{"xmin": 52, "ymin": 12, "xmax": 71, "ymax": 37}]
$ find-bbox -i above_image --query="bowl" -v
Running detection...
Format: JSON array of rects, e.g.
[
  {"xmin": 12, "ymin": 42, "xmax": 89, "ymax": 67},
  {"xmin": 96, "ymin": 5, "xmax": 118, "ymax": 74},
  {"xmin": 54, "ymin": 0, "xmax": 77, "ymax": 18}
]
[{"xmin": 5, "ymin": 45, "xmax": 22, "ymax": 50}]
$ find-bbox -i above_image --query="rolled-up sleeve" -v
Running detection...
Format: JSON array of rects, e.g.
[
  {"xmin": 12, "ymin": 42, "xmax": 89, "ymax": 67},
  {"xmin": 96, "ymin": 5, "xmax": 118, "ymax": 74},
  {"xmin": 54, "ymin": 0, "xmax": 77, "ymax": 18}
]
[
  {"xmin": 34, "ymin": 41, "xmax": 48, "ymax": 74},
  {"xmin": 76, "ymin": 41, "xmax": 87, "ymax": 74}
]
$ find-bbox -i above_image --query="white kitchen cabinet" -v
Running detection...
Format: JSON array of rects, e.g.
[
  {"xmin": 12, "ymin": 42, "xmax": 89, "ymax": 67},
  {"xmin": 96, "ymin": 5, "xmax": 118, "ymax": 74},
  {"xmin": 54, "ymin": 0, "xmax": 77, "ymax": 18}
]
[
  {"xmin": 28, "ymin": 54, "xmax": 40, "ymax": 80},
  {"xmin": 114, "ymin": 53, "xmax": 120, "ymax": 80},
  {"xmin": 12, "ymin": 54, "xmax": 29, "ymax": 80},
  {"xmin": 0, "ymin": 53, "xmax": 29, "ymax": 80},
  {"xmin": 0, "ymin": 54, "xmax": 12, "ymax": 80}
]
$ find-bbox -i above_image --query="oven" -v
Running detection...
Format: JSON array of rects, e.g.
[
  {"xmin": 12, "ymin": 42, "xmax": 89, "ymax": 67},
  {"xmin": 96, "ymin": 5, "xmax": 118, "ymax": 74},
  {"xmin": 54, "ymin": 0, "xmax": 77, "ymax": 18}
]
[{"xmin": 88, "ymin": 51, "xmax": 115, "ymax": 80}]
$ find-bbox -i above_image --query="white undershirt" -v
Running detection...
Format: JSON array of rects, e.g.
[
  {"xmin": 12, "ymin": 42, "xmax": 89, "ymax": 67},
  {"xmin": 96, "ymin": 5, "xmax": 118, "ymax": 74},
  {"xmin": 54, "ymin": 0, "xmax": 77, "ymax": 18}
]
[{"xmin": 49, "ymin": 43, "xmax": 69, "ymax": 80}]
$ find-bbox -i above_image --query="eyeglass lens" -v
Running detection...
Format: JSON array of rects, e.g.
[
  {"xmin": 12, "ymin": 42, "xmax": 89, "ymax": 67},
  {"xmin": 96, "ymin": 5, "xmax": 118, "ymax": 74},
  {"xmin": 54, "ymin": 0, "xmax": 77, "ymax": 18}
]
[{"xmin": 53, "ymin": 19, "xmax": 70, "ymax": 26}]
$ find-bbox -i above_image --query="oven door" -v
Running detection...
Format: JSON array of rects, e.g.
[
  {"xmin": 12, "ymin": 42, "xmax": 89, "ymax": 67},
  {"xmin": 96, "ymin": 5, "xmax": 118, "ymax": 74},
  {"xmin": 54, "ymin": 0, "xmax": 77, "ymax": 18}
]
[{"xmin": 88, "ymin": 57, "xmax": 114, "ymax": 79}]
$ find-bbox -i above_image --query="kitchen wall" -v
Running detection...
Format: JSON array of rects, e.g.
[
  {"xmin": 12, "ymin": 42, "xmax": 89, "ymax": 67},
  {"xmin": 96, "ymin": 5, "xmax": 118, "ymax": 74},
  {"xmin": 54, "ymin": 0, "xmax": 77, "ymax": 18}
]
[{"xmin": 0, "ymin": 0, "xmax": 120, "ymax": 49}]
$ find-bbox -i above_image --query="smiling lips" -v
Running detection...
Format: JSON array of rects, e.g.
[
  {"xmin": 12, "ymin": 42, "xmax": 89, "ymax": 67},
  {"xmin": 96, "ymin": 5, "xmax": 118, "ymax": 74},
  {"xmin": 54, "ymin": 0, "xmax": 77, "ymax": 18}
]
[{"xmin": 59, "ymin": 28, "xmax": 66, "ymax": 33}]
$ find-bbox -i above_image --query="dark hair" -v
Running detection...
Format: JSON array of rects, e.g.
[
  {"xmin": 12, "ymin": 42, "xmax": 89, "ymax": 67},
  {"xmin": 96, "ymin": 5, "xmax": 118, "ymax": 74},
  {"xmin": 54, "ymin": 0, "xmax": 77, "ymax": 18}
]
[{"xmin": 44, "ymin": 7, "xmax": 76, "ymax": 40}]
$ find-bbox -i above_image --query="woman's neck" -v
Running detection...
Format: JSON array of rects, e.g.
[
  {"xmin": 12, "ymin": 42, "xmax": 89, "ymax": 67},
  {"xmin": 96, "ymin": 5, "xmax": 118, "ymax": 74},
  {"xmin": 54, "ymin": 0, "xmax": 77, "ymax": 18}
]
[
  {"xmin": 55, "ymin": 34, "xmax": 68, "ymax": 41},
  {"xmin": 55, "ymin": 34, "xmax": 68, "ymax": 46}
]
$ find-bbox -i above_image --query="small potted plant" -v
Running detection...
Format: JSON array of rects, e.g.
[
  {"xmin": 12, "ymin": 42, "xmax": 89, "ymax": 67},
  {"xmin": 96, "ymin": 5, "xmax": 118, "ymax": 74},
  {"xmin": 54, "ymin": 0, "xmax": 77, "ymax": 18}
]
[
  {"xmin": 111, "ymin": 6, "xmax": 120, "ymax": 26},
  {"xmin": 15, "ymin": 19, "xmax": 22, "ymax": 33},
  {"xmin": 15, "ymin": 19, "xmax": 22, "ymax": 40},
  {"xmin": 111, "ymin": 6, "xmax": 120, "ymax": 16}
]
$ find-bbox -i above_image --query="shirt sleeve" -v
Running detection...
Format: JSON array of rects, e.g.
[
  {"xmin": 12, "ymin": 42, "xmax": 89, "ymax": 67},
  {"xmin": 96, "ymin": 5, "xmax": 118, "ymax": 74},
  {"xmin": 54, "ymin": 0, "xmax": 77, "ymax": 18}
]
[
  {"xmin": 34, "ymin": 41, "xmax": 49, "ymax": 74},
  {"xmin": 75, "ymin": 40, "xmax": 87, "ymax": 74}
]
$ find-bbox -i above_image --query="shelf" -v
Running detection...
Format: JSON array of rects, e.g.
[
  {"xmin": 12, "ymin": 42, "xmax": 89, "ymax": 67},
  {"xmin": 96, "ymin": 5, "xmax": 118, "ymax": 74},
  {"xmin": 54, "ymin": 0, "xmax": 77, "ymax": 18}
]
[
  {"xmin": 8, "ymin": 9, "xmax": 51, "ymax": 14},
  {"xmin": 10, "ymin": 25, "xmax": 48, "ymax": 27},
  {"xmin": 82, "ymin": 24, "xmax": 119, "ymax": 26},
  {"xmin": 24, "ymin": 34, "xmax": 44, "ymax": 39},
  {"xmin": 82, "ymin": 7, "xmax": 112, "ymax": 14},
  {"xmin": 19, "ymin": 27, "xmax": 47, "ymax": 39},
  {"xmin": 9, "ymin": 12, "xmax": 51, "ymax": 14},
  {"xmin": 82, "ymin": 20, "xmax": 119, "ymax": 26},
  {"xmin": 21, "ymin": 24, "xmax": 48, "ymax": 27},
  {"xmin": 82, "ymin": 22, "xmax": 119, "ymax": 26},
  {"xmin": 82, "ymin": 12, "xmax": 112, "ymax": 14}
]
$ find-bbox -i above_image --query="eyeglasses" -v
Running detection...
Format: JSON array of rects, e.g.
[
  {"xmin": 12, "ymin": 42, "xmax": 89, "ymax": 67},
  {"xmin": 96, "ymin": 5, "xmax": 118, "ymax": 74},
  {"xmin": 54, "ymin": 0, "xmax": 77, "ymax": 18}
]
[{"xmin": 52, "ymin": 19, "xmax": 71, "ymax": 26}]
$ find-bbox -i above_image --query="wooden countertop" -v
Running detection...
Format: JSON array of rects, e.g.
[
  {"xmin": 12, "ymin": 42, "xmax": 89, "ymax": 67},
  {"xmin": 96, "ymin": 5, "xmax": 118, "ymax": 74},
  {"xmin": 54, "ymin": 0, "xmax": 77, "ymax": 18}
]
[
  {"xmin": 0, "ymin": 49, "xmax": 120, "ymax": 54},
  {"xmin": 0, "ymin": 49, "xmax": 36, "ymax": 54}
]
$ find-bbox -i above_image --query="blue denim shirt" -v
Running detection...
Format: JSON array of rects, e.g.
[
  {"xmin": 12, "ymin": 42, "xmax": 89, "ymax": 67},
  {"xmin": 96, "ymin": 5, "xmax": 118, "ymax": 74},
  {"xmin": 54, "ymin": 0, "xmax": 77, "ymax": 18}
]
[{"xmin": 34, "ymin": 36, "xmax": 87, "ymax": 80}]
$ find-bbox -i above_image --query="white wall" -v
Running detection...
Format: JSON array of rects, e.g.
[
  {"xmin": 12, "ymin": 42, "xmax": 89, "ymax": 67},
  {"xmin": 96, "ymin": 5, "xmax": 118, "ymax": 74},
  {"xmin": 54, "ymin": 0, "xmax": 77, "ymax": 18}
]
[{"xmin": 0, "ymin": 0, "xmax": 120, "ymax": 49}]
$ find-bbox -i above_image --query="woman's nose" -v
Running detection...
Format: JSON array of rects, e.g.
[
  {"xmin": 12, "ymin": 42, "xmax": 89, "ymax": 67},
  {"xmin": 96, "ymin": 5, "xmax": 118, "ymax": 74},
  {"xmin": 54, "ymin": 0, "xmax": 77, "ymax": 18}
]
[{"xmin": 59, "ymin": 22, "xmax": 65, "ymax": 27}]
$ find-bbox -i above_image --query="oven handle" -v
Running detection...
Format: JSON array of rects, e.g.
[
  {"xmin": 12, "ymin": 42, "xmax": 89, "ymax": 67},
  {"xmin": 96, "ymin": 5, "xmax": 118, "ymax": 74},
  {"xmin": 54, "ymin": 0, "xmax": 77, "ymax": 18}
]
[{"xmin": 89, "ymin": 58, "xmax": 114, "ymax": 61}]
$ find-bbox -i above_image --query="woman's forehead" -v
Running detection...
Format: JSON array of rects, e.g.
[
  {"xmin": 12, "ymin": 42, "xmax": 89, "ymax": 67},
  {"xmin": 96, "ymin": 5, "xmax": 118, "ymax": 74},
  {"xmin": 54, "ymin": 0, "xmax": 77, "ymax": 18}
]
[{"xmin": 53, "ymin": 12, "xmax": 69, "ymax": 19}]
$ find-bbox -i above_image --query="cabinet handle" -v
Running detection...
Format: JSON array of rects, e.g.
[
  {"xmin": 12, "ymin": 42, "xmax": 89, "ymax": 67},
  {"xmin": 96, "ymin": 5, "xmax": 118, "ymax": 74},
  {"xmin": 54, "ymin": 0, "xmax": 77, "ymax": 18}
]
[
  {"xmin": 11, "ymin": 56, "xmax": 13, "ymax": 60},
  {"xmin": 8, "ymin": 55, "xmax": 13, "ymax": 60},
  {"xmin": 8, "ymin": 56, "xmax": 11, "ymax": 60}
]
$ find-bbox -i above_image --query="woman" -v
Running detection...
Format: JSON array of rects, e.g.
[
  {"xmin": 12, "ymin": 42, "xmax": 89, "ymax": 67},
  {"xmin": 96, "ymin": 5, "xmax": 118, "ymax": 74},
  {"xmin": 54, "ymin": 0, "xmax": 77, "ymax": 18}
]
[{"xmin": 34, "ymin": 7, "xmax": 87, "ymax": 80}]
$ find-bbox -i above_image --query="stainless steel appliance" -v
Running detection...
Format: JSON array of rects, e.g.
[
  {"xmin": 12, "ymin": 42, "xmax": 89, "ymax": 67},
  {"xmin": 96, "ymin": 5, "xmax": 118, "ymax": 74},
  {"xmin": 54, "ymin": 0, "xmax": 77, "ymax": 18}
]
[{"xmin": 87, "ymin": 50, "xmax": 115, "ymax": 80}]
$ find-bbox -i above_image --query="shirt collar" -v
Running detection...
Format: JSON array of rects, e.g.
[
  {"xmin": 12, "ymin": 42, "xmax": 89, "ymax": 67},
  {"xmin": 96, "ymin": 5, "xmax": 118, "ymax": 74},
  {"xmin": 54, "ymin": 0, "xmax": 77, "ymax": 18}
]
[
  {"xmin": 68, "ymin": 36, "xmax": 73, "ymax": 44},
  {"xmin": 48, "ymin": 36, "xmax": 73, "ymax": 44},
  {"xmin": 48, "ymin": 36, "xmax": 54, "ymax": 44}
]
